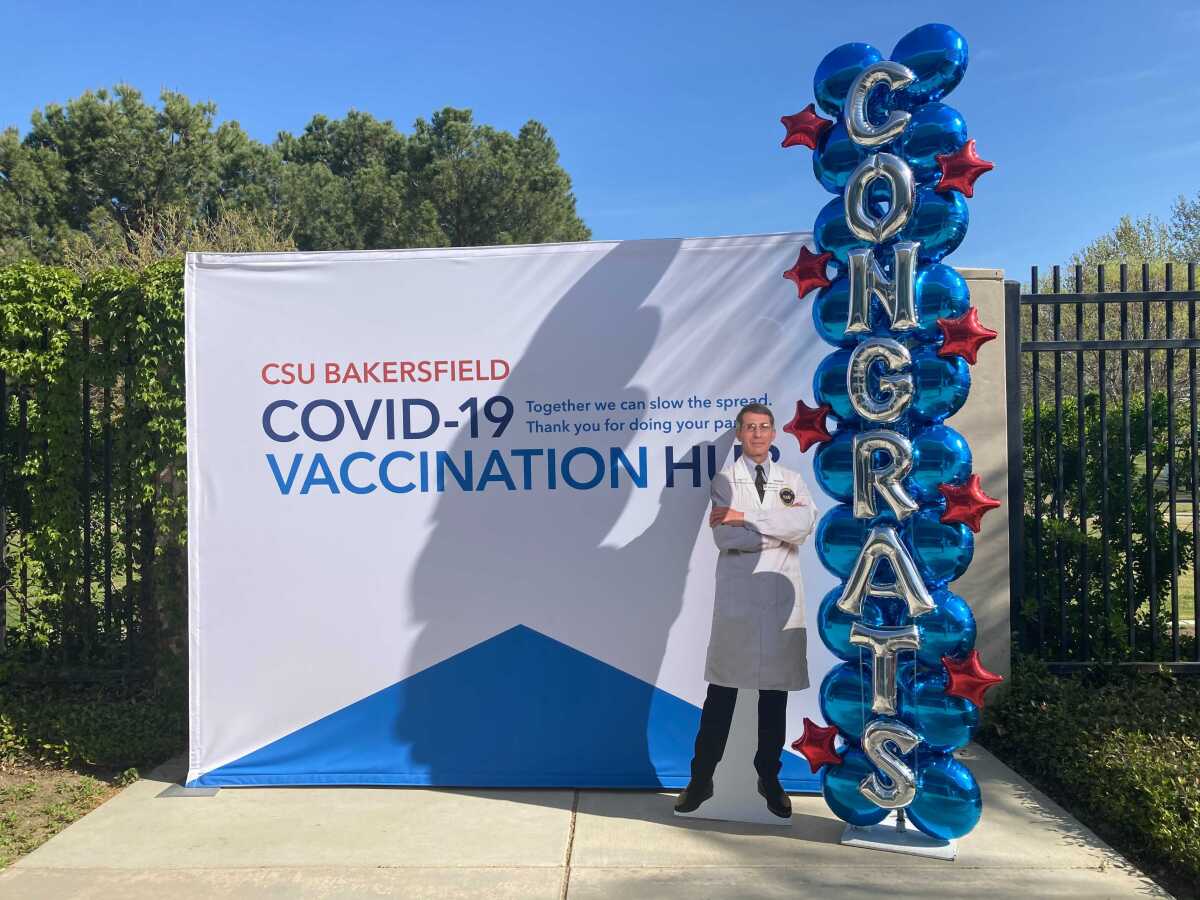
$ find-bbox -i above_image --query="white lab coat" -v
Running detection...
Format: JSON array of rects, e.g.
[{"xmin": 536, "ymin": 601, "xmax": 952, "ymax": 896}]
[{"xmin": 703, "ymin": 458, "xmax": 818, "ymax": 691}]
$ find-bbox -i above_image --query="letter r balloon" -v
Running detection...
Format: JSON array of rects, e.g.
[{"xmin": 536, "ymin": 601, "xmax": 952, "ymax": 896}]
[{"xmin": 853, "ymin": 430, "xmax": 918, "ymax": 520}]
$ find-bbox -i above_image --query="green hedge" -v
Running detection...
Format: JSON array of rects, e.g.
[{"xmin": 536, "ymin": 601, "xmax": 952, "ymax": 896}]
[
  {"xmin": 0, "ymin": 681, "xmax": 185, "ymax": 769},
  {"xmin": 978, "ymin": 657, "xmax": 1200, "ymax": 893}
]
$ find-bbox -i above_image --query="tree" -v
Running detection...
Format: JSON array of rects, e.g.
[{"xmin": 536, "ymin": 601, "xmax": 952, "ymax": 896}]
[
  {"xmin": 1063, "ymin": 192, "xmax": 1200, "ymax": 289},
  {"xmin": 1069, "ymin": 214, "xmax": 1173, "ymax": 276},
  {"xmin": 0, "ymin": 127, "xmax": 70, "ymax": 264},
  {"xmin": 1022, "ymin": 197, "xmax": 1200, "ymax": 409},
  {"xmin": 23, "ymin": 87, "xmax": 226, "ymax": 234},
  {"xmin": 274, "ymin": 111, "xmax": 445, "ymax": 251},
  {"xmin": 1, "ymin": 89, "xmax": 590, "ymax": 263},
  {"xmin": 0, "ymin": 86, "xmax": 278, "ymax": 265},
  {"xmin": 406, "ymin": 109, "xmax": 590, "ymax": 247},
  {"xmin": 275, "ymin": 107, "xmax": 589, "ymax": 250},
  {"xmin": 1170, "ymin": 191, "xmax": 1200, "ymax": 262}
]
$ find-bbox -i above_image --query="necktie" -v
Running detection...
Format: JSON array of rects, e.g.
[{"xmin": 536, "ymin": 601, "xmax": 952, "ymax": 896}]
[{"xmin": 755, "ymin": 464, "xmax": 766, "ymax": 502}]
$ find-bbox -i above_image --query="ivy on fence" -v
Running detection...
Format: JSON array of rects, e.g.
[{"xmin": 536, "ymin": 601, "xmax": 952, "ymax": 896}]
[{"xmin": 0, "ymin": 260, "xmax": 187, "ymax": 680}]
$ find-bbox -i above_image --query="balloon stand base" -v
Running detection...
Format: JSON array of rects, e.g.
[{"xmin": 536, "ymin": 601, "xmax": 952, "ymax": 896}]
[{"xmin": 840, "ymin": 812, "xmax": 957, "ymax": 861}]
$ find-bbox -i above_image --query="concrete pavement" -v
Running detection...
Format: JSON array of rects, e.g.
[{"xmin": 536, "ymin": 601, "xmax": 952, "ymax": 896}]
[{"xmin": 0, "ymin": 745, "xmax": 1169, "ymax": 898}]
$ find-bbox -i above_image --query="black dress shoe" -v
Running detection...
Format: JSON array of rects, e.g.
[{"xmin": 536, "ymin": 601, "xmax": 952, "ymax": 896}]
[
  {"xmin": 673, "ymin": 780, "xmax": 714, "ymax": 813},
  {"xmin": 757, "ymin": 777, "xmax": 792, "ymax": 818}
]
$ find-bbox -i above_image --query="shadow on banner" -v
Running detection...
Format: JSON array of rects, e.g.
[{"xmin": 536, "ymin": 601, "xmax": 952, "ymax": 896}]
[{"xmin": 401, "ymin": 238, "xmax": 735, "ymax": 787}]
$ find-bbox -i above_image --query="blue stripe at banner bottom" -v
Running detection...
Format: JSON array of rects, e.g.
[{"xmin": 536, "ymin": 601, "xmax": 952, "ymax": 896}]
[{"xmin": 192, "ymin": 624, "xmax": 819, "ymax": 792}]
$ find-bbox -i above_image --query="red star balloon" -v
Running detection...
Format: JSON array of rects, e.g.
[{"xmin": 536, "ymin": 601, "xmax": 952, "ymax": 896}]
[
  {"xmin": 780, "ymin": 104, "xmax": 833, "ymax": 150},
  {"xmin": 937, "ymin": 307, "xmax": 998, "ymax": 365},
  {"xmin": 942, "ymin": 650, "xmax": 1004, "ymax": 708},
  {"xmin": 783, "ymin": 246, "xmax": 833, "ymax": 300},
  {"xmin": 935, "ymin": 139, "xmax": 994, "ymax": 198},
  {"xmin": 782, "ymin": 399, "xmax": 832, "ymax": 452},
  {"xmin": 791, "ymin": 717, "xmax": 842, "ymax": 773},
  {"xmin": 939, "ymin": 474, "xmax": 1002, "ymax": 532}
]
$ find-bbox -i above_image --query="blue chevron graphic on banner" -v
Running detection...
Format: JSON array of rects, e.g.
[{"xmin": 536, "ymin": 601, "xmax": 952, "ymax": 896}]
[{"xmin": 191, "ymin": 624, "xmax": 818, "ymax": 791}]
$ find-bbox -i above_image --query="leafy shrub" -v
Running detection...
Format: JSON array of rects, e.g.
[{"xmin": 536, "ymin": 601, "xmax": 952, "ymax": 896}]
[
  {"xmin": 0, "ymin": 681, "xmax": 185, "ymax": 769},
  {"xmin": 979, "ymin": 657, "xmax": 1200, "ymax": 894}
]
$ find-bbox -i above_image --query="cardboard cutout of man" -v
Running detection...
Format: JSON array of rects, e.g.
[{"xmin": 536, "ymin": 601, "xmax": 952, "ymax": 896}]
[{"xmin": 675, "ymin": 403, "xmax": 817, "ymax": 819}]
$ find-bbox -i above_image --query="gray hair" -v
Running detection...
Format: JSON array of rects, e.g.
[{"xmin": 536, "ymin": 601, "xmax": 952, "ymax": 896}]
[{"xmin": 735, "ymin": 402, "xmax": 774, "ymax": 428}]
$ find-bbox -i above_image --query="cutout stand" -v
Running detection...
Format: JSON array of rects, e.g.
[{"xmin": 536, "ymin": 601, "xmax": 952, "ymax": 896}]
[
  {"xmin": 673, "ymin": 688, "xmax": 792, "ymax": 827},
  {"xmin": 841, "ymin": 809, "xmax": 956, "ymax": 860}
]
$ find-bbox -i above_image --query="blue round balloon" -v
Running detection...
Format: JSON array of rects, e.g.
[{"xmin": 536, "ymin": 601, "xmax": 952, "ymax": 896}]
[
  {"xmin": 816, "ymin": 585, "xmax": 891, "ymax": 661},
  {"xmin": 909, "ymin": 424, "xmax": 972, "ymax": 501},
  {"xmin": 910, "ymin": 346, "xmax": 970, "ymax": 423},
  {"xmin": 813, "ymin": 427, "xmax": 856, "ymax": 502},
  {"xmin": 814, "ymin": 42, "xmax": 883, "ymax": 117},
  {"xmin": 895, "ymin": 102, "xmax": 967, "ymax": 184},
  {"xmin": 908, "ymin": 752, "xmax": 982, "ymax": 839},
  {"xmin": 912, "ymin": 264, "xmax": 970, "ymax": 341},
  {"xmin": 894, "ymin": 189, "xmax": 969, "ymax": 263},
  {"xmin": 812, "ymin": 348, "xmax": 858, "ymax": 423},
  {"xmin": 818, "ymin": 662, "xmax": 873, "ymax": 743},
  {"xmin": 822, "ymin": 748, "xmax": 891, "ymax": 826},
  {"xmin": 890, "ymin": 23, "xmax": 969, "ymax": 107},
  {"xmin": 915, "ymin": 589, "xmax": 977, "ymax": 667},
  {"xmin": 906, "ymin": 507, "xmax": 973, "ymax": 585},
  {"xmin": 812, "ymin": 276, "xmax": 854, "ymax": 347},
  {"xmin": 814, "ymin": 505, "xmax": 872, "ymax": 579},
  {"xmin": 902, "ymin": 670, "xmax": 979, "ymax": 752},
  {"xmin": 813, "ymin": 121, "xmax": 870, "ymax": 195},
  {"xmin": 814, "ymin": 196, "xmax": 872, "ymax": 269}
]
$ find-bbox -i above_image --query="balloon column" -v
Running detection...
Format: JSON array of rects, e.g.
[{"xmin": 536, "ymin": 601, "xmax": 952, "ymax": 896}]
[{"xmin": 781, "ymin": 24, "xmax": 1004, "ymax": 843}]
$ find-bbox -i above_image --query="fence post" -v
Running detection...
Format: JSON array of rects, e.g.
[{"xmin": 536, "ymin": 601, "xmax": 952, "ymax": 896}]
[
  {"xmin": 0, "ymin": 368, "xmax": 6, "ymax": 655},
  {"xmin": 82, "ymin": 318, "xmax": 93, "ymax": 661},
  {"xmin": 1005, "ymin": 280, "xmax": 1024, "ymax": 657},
  {"xmin": 103, "ymin": 339, "xmax": 113, "ymax": 644}
]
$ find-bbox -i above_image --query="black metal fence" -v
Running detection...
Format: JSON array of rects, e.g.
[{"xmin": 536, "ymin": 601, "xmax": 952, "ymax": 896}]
[{"xmin": 1006, "ymin": 264, "xmax": 1200, "ymax": 669}]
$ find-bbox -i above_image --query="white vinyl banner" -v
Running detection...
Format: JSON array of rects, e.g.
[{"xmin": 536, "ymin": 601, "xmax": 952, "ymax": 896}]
[{"xmin": 185, "ymin": 234, "xmax": 839, "ymax": 789}]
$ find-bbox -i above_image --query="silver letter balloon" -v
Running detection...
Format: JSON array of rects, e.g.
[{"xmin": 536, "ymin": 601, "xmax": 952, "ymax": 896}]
[{"xmin": 780, "ymin": 22, "xmax": 1003, "ymax": 844}]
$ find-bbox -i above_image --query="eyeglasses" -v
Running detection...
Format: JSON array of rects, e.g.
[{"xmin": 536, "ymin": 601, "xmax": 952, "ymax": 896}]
[{"xmin": 740, "ymin": 424, "xmax": 775, "ymax": 433}]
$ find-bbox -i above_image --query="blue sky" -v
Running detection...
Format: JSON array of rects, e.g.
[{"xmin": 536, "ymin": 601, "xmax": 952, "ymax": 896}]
[{"xmin": 3, "ymin": 0, "xmax": 1197, "ymax": 279}]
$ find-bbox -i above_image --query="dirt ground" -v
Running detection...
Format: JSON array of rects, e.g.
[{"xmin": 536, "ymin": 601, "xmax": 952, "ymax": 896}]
[{"xmin": 0, "ymin": 760, "xmax": 128, "ymax": 868}]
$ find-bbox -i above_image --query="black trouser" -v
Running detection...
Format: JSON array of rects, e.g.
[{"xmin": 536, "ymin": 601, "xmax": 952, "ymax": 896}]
[{"xmin": 689, "ymin": 683, "xmax": 788, "ymax": 783}]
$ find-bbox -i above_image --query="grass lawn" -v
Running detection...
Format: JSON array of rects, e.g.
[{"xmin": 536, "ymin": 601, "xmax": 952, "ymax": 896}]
[
  {"xmin": 1181, "ymin": 566, "xmax": 1196, "ymax": 622},
  {"xmin": 0, "ymin": 761, "xmax": 130, "ymax": 868},
  {"xmin": 1175, "ymin": 499, "xmax": 1196, "ymax": 621}
]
